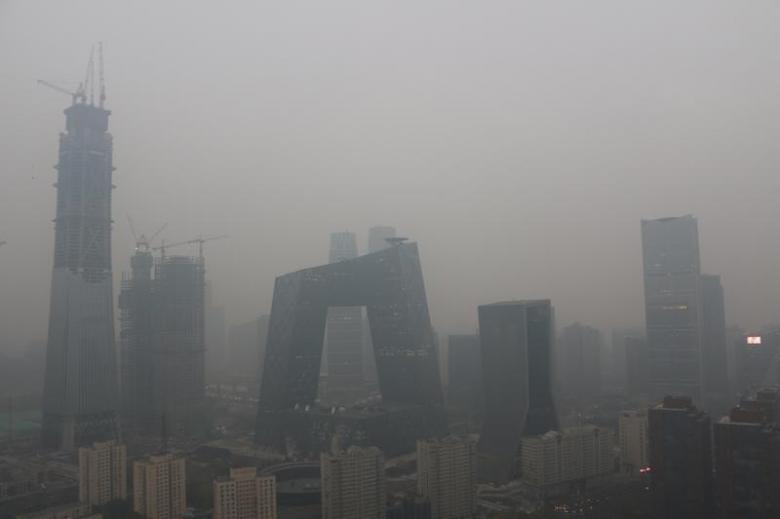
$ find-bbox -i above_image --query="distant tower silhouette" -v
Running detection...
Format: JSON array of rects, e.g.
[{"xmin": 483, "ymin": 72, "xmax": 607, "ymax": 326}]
[
  {"xmin": 41, "ymin": 57, "xmax": 118, "ymax": 450},
  {"xmin": 477, "ymin": 300, "xmax": 559, "ymax": 482}
]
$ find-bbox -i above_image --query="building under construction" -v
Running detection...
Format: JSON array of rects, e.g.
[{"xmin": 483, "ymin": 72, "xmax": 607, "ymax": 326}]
[
  {"xmin": 41, "ymin": 47, "xmax": 119, "ymax": 450},
  {"xmin": 120, "ymin": 247, "xmax": 208, "ymax": 438}
]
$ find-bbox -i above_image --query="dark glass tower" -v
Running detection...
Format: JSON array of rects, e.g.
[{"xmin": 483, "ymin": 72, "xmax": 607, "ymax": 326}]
[
  {"xmin": 641, "ymin": 215, "xmax": 703, "ymax": 402},
  {"xmin": 323, "ymin": 232, "xmax": 364, "ymax": 405},
  {"xmin": 648, "ymin": 396, "xmax": 713, "ymax": 519},
  {"xmin": 477, "ymin": 300, "xmax": 559, "ymax": 482},
  {"xmin": 255, "ymin": 242, "xmax": 445, "ymax": 454},
  {"xmin": 447, "ymin": 335, "xmax": 483, "ymax": 430},
  {"xmin": 558, "ymin": 322, "xmax": 602, "ymax": 405},
  {"xmin": 42, "ymin": 100, "xmax": 118, "ymax": 449},
  {"xmin": 119, "ymin": 247, "xmax": 155, "ymax": 433},
  {"xmin": 700, "ymin": 274, "xmax": 729, "ymax": 404}
]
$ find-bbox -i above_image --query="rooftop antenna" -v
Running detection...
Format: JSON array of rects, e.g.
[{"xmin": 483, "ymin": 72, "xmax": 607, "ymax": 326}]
[
  {"xmin": 98, "ymin": 42, "xmax": 106, "ymax": 108},
  {"xmin": 84, "ymin": 44, "xmax": 95, "ymax": 106}
]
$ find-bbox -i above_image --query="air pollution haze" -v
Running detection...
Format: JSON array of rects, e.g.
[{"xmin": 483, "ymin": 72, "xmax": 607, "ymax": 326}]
[{"xmin": 2, "ymin": 0, "xmax": 780, "ymax": 354}]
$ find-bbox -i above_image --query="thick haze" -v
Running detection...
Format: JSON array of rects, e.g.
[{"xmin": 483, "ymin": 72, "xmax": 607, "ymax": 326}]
[{"xmin": 2, "ymin": 1, "xmax": 780, "ymax": 353}]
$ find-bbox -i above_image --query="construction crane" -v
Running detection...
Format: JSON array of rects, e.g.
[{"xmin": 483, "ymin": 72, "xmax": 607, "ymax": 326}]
[
  {"xmin": 152, "ymin": 235, "xmax": 228, "ymax": 261},
  {"xmin": 36, "ymin": 79, "xmax": 85, "ymax": 105},
  {"xmin": 127, "ymin": 216, "xmax": 167, "ymax": 253},
  {"xmin": 37, "ymin": 42, "xmax": 105, "ymax": 107}
]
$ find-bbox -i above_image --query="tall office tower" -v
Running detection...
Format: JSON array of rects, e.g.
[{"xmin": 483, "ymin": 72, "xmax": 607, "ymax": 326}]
[
  {"xmin": 641, "ymin": 215, "xmax": 703, "ymax": 402},
  {"xmin": 364, "ymin": 226, "xmax": 395, "ymax": 387},
  {"xmin": 417, "ymin": 436, "xmax": 477, "ymax": 519},
  {"xmin": 714, "ymin": 396, "xmax": 780, "ymax": 518},
  {"xmin": 477, "ymin": 300, "xmax": 559, "ymax": 483},
  {"xmin": 155, "ymin": 255, "xmax": 206, "ymax": 434},
  {"xmin": 205, "ymin": 284, "xmax": 227, "ymax": 383},
  {"xmin": 228, "ymin": 315, "xmax": 269, "ymax": 388},
  {"xmin": 119, "ymin": 245, "xmax": 156, "ymax": 433},
  {"xmin": 519, "ymin": 426, "xmax": 615, "ymax": 496},
  {"xmin": 368, "ymin": 226, "xmax": 396, "ymax": 253},
  {"xmin": 699, "ymin": 274, "xmax": 729, "ymax": 404},
  {"xmin": 625, "ymin": 336, "xmax": 650, "ymax": 397},
  {"xmin": 78, "ymin": 440, "xmax": 127, "ymax": 506},
  {"xmin": 559, "ymin": 323, "xmax": 602, "ymax": 405},
  {"xmin": 446, "ymin": 335, "xmax": 483, "ymax": 430},
  {"xmin": 133, "ymin": 454, "xmax": 187, "ymax": 519},
  {"xmin": 609, "ymin": 327, "xmax": 644, "ymax": 392},
  {"xmin": 618, "ymin": 410, "xmax": 648, "ymax": 476},
  {"xmin": 648, "ymin": 396, "xmax": 713, "ymax": 519},
  {"xmin": 256, "ymin": 241, "xmax": 445, "ymax": 456},
  {"xmin": 42, "ymin": 94, "xmax": 118, "ymax": 450},
  {"xmin": 213, "ymin": 467, "xmax": 277, "ymax": 519},
  {"xmin": 324, "ymin": 232, "xmax": 365, "ymax": 405},
  {"xmin": 320, "ymin": 446, "xmax": 386, "ymax": 519}
]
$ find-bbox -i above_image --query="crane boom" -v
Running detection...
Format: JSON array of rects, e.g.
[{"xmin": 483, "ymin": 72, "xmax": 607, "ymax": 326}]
[
  {"xmin": 37, "ymin": 79, "xmax": 86, "ymax": 104},
  {"xmin": 151, "ymin": 234, "xmax": 228, "ymax": 259}
]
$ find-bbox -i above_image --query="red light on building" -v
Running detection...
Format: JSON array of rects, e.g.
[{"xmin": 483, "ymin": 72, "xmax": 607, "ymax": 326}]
[{"xmin": 747, "ymin": 336, "xmax": 762, "ymax": 346}]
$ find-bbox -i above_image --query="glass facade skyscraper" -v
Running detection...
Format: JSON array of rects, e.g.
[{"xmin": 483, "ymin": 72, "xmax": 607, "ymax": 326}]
[
  {"xmin": 42, "ymin": 100, "xmax": 118, "ymax": 449},
  {"xmin": 477, "ymin": 300, "xmax": 559, "ymax": 482},
  {"xmin": 641, "ymin": 215, "xmax": 703, "ymax": 402}
]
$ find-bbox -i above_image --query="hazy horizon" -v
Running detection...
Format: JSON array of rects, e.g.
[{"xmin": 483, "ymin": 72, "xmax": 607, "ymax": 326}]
[{"xmin": 3, "ymin": 1, "xmax": 780, "ymax": 354}]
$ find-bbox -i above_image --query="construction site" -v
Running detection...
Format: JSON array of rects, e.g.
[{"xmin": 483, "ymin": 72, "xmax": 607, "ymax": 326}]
[{"xmin": 120, "ymin": 232, "xmax": 226, "ymax": 442}]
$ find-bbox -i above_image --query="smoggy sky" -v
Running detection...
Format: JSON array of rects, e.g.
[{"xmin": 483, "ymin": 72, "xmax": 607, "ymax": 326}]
[{"xmin": 2, "ymin": 1, "xmax": 780, "ymax": 353}]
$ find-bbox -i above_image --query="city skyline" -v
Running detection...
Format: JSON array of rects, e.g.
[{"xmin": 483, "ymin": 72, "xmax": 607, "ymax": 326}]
[
  {"xmin": 4, "ymin": 2, "xmax": 780, "ymax": 352},
  {"xmin": 3, "ymin": 3, "xmax": 780, "ymax": 518}
]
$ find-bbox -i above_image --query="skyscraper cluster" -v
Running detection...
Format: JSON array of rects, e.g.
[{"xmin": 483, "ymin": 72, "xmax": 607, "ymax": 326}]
[{"xmin": 27, "ymin": 51, "xmax": 779, "ymax": 519}]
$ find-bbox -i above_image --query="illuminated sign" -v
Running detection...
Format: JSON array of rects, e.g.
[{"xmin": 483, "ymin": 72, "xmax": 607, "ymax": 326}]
[{"xmin": 747, "ymin": 336, "xmax": 762, "ymax": 345}]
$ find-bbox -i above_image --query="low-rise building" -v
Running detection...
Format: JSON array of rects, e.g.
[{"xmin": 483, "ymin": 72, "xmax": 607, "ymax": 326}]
[
  {"xmin": 133, "ymin": 454, "xmax": 187, "ymax": 519},
  {"xmin": 213, "ymin": 467, "xmax": 276, "ymax": 519},
  {"xmin": 618, "ymin": 410, "xmax": 648, "ymax": 476},
  {"xmin": 519, "ymin": 425, "xmax": 615, "ymax": 496}
]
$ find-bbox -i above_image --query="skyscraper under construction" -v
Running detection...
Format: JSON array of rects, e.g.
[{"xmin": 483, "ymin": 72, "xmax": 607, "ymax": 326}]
[
  {"xmin": 120, "ymin": 249, "xmax": 207, "ymax": 437},
  {"xmin": 41, "ymin": 71, "xmax": 118, "ymax": 450}
]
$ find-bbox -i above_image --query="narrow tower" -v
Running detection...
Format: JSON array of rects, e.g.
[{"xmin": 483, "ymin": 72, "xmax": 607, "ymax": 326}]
[{"xmin": 41, "ymin": 59, "xmax": 118, "ymax": 449}]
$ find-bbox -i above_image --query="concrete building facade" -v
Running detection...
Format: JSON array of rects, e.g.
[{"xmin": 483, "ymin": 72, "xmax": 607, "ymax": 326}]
[
  {"xmin": 519, "ymin": 426, "xmax": 614, "ymax": 494},
  {"xmin": 417, "ymin": 436, "xmax": 477, "ymax": 519},
  {"xmin": 78, "ymin": 440, "xmax": 127, "ymax": 507},
  {"xmin": 133, "ymin": 454, "xmax": 187, "ymax": 519},
  {"xmin": 618, "ymin": 410, "xmax": 648, "ymax": 476},
  {"xmin": 213, "ymin": 467, "xmax": 277, "ymax": 519},
  {"xmin": 320, "ymin": 446, "xmax": 386, "ymax": 519}
]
